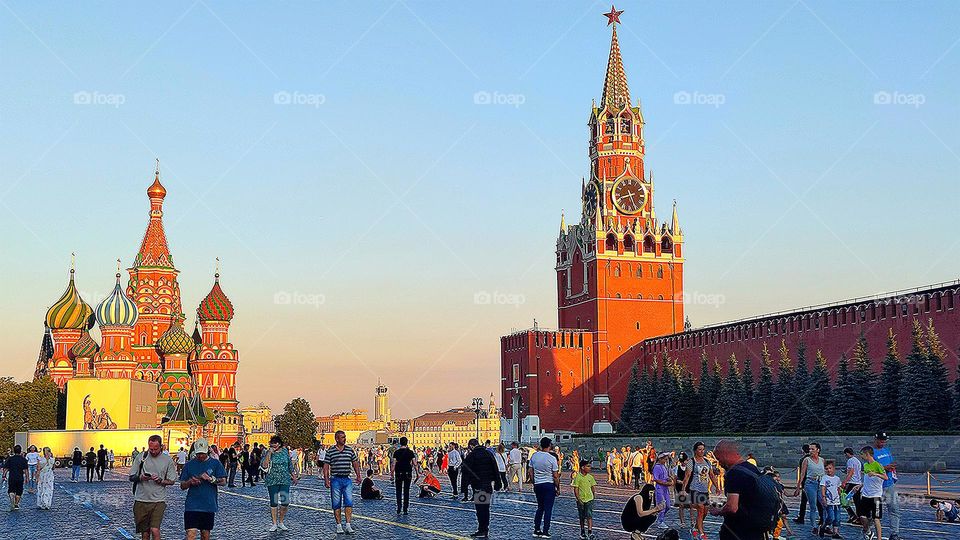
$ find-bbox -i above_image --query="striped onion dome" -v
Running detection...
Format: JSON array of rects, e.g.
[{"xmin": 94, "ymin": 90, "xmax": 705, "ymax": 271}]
[
  {"xmin": 158, "ymin": 323, "xmax": 195, "ymax": 355},
  {"xmin": 69, "ymin": 330, "xmax": 99, "ymax": 359},
  {"xmin": 197, "ymin": 273, "xmax": 234, "ymax": 322},
  {"xmin": 45, "ymin": 269, "xmax": 93, "ymax": 330},
  {"xmin": 96, "ymin": 273, "xmax": 139, "ymax": 327}
]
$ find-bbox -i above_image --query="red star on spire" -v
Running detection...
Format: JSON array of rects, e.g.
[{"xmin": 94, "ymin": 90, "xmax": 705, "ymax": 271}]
[{"xmin": 603, "ymin": 5, "xmax": 624, "ymax": 26}]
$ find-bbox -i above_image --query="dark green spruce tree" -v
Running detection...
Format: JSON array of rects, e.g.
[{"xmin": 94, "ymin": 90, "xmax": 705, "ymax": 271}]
[
  {"xmin": 771, "ymin": 340, "xmax": 795, "ymax": 431},
  {"xmin": 618, "ymin": 364, "xmax": 642, "ymax": 433},
  {"xmin": 634, "ymin": 363, "xmax": 655, "ymax": 433},
  {"xmin": 849, "ymin": 332, "xmax": 876, "ymax": 429},
  {"xmin": 698, "ymin": 352, "xmax": 717, "ymax": 432},
  {"xmin": 659, "ymin": 360, "xmax": 679, "ymax": 433},
  {"xmin": 899, "ymin": 320, "xmax": 930, "ymax": 429},
  {"xmin": 953, "ymin": 357, "xmax": 960, "ymax": 431},
  {"xmin": 804, "ymin": 350, "xmax": 832, "ymax": 431},
  {"xmin": 873, "ymin": 328, "xmax": 902, "ymax": 432},
  {"xmin": 832, "ymin": 354, "xmax": 855, "ymax": 431},
  {"xmin": 925, "ymin": 319, "xmax": 953, "ymax": 430},
  {"xmin": 788, "ymin": 341, "xmax": 809, "ymax": 431},
  {"xmin": 751, "ymin": 343, "xmax": 774, "ymax": 432},
  {"xmin": 742, "ymin": 357, "xmax": 755, "ymax": 415},
  {"xmin": 677, "ymin": 369, "xmax": 701, "ymax": 433}
]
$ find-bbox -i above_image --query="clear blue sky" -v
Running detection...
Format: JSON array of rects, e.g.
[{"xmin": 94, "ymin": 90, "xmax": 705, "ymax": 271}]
[{"xmin": 1, "ymin": 1, "xmax": 959, "ymax": 417}]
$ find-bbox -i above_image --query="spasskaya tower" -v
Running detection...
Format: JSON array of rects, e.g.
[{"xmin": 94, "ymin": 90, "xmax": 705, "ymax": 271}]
[{"xmin": 501, "ymin": 6, "xmax": 684, "ymax": 438}]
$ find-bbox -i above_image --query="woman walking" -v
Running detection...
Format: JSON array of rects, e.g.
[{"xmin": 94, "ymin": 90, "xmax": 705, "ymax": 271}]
[
  {"xmin": 494, "ymin": 444, "xmax": 508, "ymax": 492},
  {"xmin": 682, "ymin": 442, "xmax": 716, "ymax": 540},
  {"xmin": 792, "ymin": 441, "xmax": 825, "ymax": 535},
  {"xmin": 36, "ymin": 447, "xmax": 55, "ymax": 509},
  {"xmin": 262, "ymin": 435, "xmax": 299, "ymax": 532}
]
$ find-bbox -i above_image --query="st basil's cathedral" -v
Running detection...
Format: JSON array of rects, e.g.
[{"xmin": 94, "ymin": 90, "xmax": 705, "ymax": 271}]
[{"xmin": 36, "ymin": 164, "xmax": 242, "ymax": 443}]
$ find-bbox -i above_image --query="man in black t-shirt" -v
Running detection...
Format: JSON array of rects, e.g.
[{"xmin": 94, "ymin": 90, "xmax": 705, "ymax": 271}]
[
  {"xmin": 96, "ymin": 444, "xmax": 108, "ymax": 481},
  {"xmin": 709, "ymin": 440, "xmax": 767, "ymax": 540},
  {"xmin": 391, "ymin": 437, "xmax": 418, "ymax": 515},
  {"xmin": 3, "ymin": 445, "xmax": 29, "ymax": 510}
]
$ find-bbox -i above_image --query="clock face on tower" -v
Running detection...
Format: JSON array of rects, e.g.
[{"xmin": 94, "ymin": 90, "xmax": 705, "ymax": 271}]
[
  {"xmin": 583, "ymin": 181, "xmax": 599, "ymax": 219},
  {"xmin": 612, "ymin": 177, "xmax": 646, "ymax": 214}
]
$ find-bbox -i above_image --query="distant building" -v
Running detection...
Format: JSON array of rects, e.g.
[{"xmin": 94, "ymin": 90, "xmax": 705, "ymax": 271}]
[
  {"xmin": 374, "ymin": 382, "xmax": 391, "ymax": 424},
  {"xmin": 405, "ymin": 395, "xmax": 499, "ymax": 448},
  {"xmin": 316, "ymin": 409, "xmax": 370, "ymax": 445}
]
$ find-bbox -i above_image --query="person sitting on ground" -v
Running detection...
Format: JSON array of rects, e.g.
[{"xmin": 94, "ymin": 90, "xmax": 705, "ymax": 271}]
[
  {"xmin": 360, "ymin": 469, "xmax": 383, "ymax": 500},
  {"xmin": 931, "ymin": 498, "xmax": 960, "ymax": 523},
  {"xmin": 418, "ymin": 470, "xmax": 442, "ymax": 498}
]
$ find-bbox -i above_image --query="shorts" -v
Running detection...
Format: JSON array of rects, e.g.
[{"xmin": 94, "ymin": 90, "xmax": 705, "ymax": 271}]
[
  {"xmin": 184, "ymin": 510, "xmax": 215, "ymax": 531},
  {"xmin": 577, "ymin": 499, "xmax": 595, "ymax": 519},
  {"xmin": 690, "ymin": 490, "xmax": 710, "ymax": 506},
  {"xmin": 268, "ymin": 484, "xmax": 290, "ymax": 507},
  {"xmin": 133, "ymin": 501, "xmax": 167, "ymax": 533},
  {"xmin": 857, "ymin": 496, "xmax": 882, "ymax": 520},
  {"xmin": 330, "ymin": 476, "xmax": 354, "ymax": 510},
  {"xmin": 8, "ymin": 479, "xmax": 24, "ymax": 496}
]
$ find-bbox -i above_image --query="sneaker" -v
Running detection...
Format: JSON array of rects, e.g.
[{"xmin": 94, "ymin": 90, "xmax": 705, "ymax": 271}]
[
  {"xmin": 469, "ymin": 532, "xmax": 488, "ymax": 538},
  {"xmin": 831, "ymin": 533, "xmax": 842, "ymax": 539},
  {"xmin": 580, "ymin": 533, "xmax": 587, "ymax": 540},
  {"xmin": 534, "ymin": 531, "xmax": 543, "ymax": 538},
  {"xmin": 344, "ymin": 522, "xmax": 355, "ymax": 534},
  {"xmin": 269, "ymin": 523, "xmax": 278, "ymax": 532},
  {"xmin": 540, "ymin": 534, "xmax": 552, "ymax": 539},
  {"xmin": 278, "ymin": 522, "xmax": 288, "ymax": 531},
  {"xmin": 336, "ymin": 524, "xmax": 344, "ymax": 534}
]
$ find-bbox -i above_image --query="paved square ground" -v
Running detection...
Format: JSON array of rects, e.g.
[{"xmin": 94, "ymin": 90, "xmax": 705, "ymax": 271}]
[{"xmin": 2, "ymin": 467, "xmax": 958, "ymax": 539}]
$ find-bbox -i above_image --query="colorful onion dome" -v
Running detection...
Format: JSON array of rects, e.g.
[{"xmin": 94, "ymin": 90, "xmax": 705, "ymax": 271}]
[
  {"xmin": 96, "ymin": 273, "xmax": 139, "ymax": 327},
  {"xmin": 198, "ymin": 273, "xmax": 234, "ymax": 322},
  {"xmin": 69, "ymin": 330, "xmax": 99, "ymax": 359},
  {"xmin": 45, "ymin": 268, "xmax": 93, "ymax": 329},
  {"xmin": 158, "ymin": 322, "xmax": 195, "ymax": 355}
]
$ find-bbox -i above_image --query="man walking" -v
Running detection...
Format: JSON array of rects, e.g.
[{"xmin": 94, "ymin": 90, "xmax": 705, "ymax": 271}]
[
  {"xmin": 71, "ymin": 447, "xmax": 83, "ymax": 483},
  {"xmin": 239, "ymin": 444, "xmax": 250, "ymax": 487},
  {"xmin": 507, "ymin": 442, "xmax": 523, "ymax": 493},
  {"xmin": 461, "ymin": 438, "xmax": 501, "ymax": 538},
  {"xmin": 130, "ymin": 435, "xmax": 178, "ymax": 540},
  {"xmin": 391, "ymin": 436, "xmax": 418, "ymax": 515},
  {"xmin": 529, "ymin": 437, "xmax": 561, "ymax": 538},
  {"xmin": 873, "ymin": 432, "xmax": 901, "ymax": 540},
  {"xmin": 176, "ymin": 447, "xmax": 187, "ymax": 476},
  {"xmin": 226, "ymin": 443, "xmax": 239, "ymax": 488},
  {"xmin": 179, "ymin": 438, "xmax": 227, "ymax": 540},
  {"xmin": 85, "ymin": 447, "xmax": 97, "ymax": 482},
  {"xmin": 446, "ymin": 442, "xmax": 462, "ymax": 498},
  {"xmin": 323, "ymin": 430, "xmax": 362, "ymax": 534},
  {"xmin": 709, "ymin": 440, "xmax": 767, "ymax": 540},
  {"xmin": 97, "ymin": 444, "xmax": 108, "ymax": 481},
  {"xmin": 2, "ymin": 445, "xmax": 28, "ymax": 511}
]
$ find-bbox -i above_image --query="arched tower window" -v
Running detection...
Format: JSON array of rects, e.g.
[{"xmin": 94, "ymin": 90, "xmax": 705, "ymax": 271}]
[
  {"xmin": 643, "ymin": 235, "xmax": 656, "ymax": 253},
  {"xmin": 635, "ymin": 266, "xmax": 642, "ymax": 277},
  {"xmin": 605, "ymin": 233, "xmax": 618, "ymax": 252},
  {"xmin": 613, "ymin": 265, "xmax": 621, "ymax": 277},
  {"xmin": 661, "ymin": 237, "xmax": 673, "ymax": 253},
  {"xmin": 623, "ymin": 234, "xmax": 635, "ymax": 252},
  {"xmin": 657, "ymin": 266, "xmax": 664, "ymax": 279}
]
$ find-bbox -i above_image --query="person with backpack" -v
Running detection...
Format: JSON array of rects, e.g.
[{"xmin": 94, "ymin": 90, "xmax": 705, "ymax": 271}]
[{"xmin": 709, "ymin": 440, "xmax": 779, "ymax": 540}]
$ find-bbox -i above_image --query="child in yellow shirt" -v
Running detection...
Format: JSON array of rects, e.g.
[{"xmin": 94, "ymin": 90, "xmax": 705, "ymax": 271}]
[{"xmin": 571, "ymin": 459, "xmax": 598, "ymax": 539}]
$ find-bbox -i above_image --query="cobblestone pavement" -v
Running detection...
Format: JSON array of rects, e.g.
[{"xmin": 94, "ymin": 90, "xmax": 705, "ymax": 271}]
[{"xmin": 2, "ymin": 467, "xmax": 959, "ymax": 539}]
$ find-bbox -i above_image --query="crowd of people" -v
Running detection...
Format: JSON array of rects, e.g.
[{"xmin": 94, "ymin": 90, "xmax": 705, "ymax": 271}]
[{"xmin": 0, "ymin": 430, "xmax": 943, "ymax": 540}]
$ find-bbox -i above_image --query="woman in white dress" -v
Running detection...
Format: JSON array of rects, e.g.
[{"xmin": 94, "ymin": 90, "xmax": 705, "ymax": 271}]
[{"xmin": 37, "ymin": 447, "xmax": 55, "ymax": 509}]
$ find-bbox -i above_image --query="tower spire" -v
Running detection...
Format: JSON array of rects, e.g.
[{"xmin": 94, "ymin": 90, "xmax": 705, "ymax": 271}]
[
  {"xmin": 671, "ymin": 200, "xmax": 681, "ymax": 236},
  {"xmin": 560, "ymin": 210, "xmax": 566, "ymax": 232},
  {"xmin": 601, "ymin": 6, "xmax": 630, "ymax": 111}
]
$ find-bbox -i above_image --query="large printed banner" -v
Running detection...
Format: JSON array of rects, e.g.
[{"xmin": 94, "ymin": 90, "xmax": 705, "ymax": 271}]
[{"xmin": 66, "ymin": 379, "xmax": 159, "ymax": 431}]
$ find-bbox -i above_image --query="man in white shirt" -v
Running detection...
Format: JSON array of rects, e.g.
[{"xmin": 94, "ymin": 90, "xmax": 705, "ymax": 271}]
[
  {"xmin": 527, "ymin": 437, "xmax": 560, "ymax": 538},
  {"xmin": 446, "ymin": 442, "xmax": 463, "ymax": 499},
  {"xmin": 842, "ymin": 447, "xmax": 862, "ymax": 521},
  {"xmin": 176, "ymin": 448, "xmax": 188, "ymax": 475},
  {"xmin": 507, "ymin": 442, "xmax": 523, "ymax": 493},
  {"xmin": 25, "ymin": 446, "xmax": 40, "ymax": 493}
]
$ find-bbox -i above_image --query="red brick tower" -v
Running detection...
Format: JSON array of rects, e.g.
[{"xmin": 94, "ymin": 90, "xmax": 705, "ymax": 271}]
[
  {"xmin": 127, "ymin": 162, "xmax": 185, "ymax": 383},
  {"xmin": 554, "ymin": 9, "xmax": 684, "ymax": 431}
]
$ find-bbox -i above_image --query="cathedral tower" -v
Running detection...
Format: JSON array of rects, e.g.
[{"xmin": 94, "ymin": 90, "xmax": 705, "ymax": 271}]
[
  {"xmin": 127, "ymin": 163, "xmax": 185, "ymax": 382},
  {"xmin": 44, "ymin": 262, "xmax": 93, "ymax": 389},
  {"xmin": 94, "ymin": 267, "xmax": 140, "ymax": 379}
]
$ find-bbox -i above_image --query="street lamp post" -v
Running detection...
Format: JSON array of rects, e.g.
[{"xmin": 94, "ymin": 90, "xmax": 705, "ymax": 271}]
[{"xmin": 471, "ymin": 397, "xmax": 483, "ymax": 442}]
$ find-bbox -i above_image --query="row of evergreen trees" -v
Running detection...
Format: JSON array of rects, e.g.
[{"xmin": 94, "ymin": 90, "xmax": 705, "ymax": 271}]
[{"xmin": 617, "ymin": 319, "xmax": 960, "ymax": 434}]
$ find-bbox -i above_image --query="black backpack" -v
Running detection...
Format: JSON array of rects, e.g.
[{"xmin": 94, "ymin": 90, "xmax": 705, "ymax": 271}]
[{"xmin": 739, "ymin": 465, "xmax": 781, "ymax": 532}]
